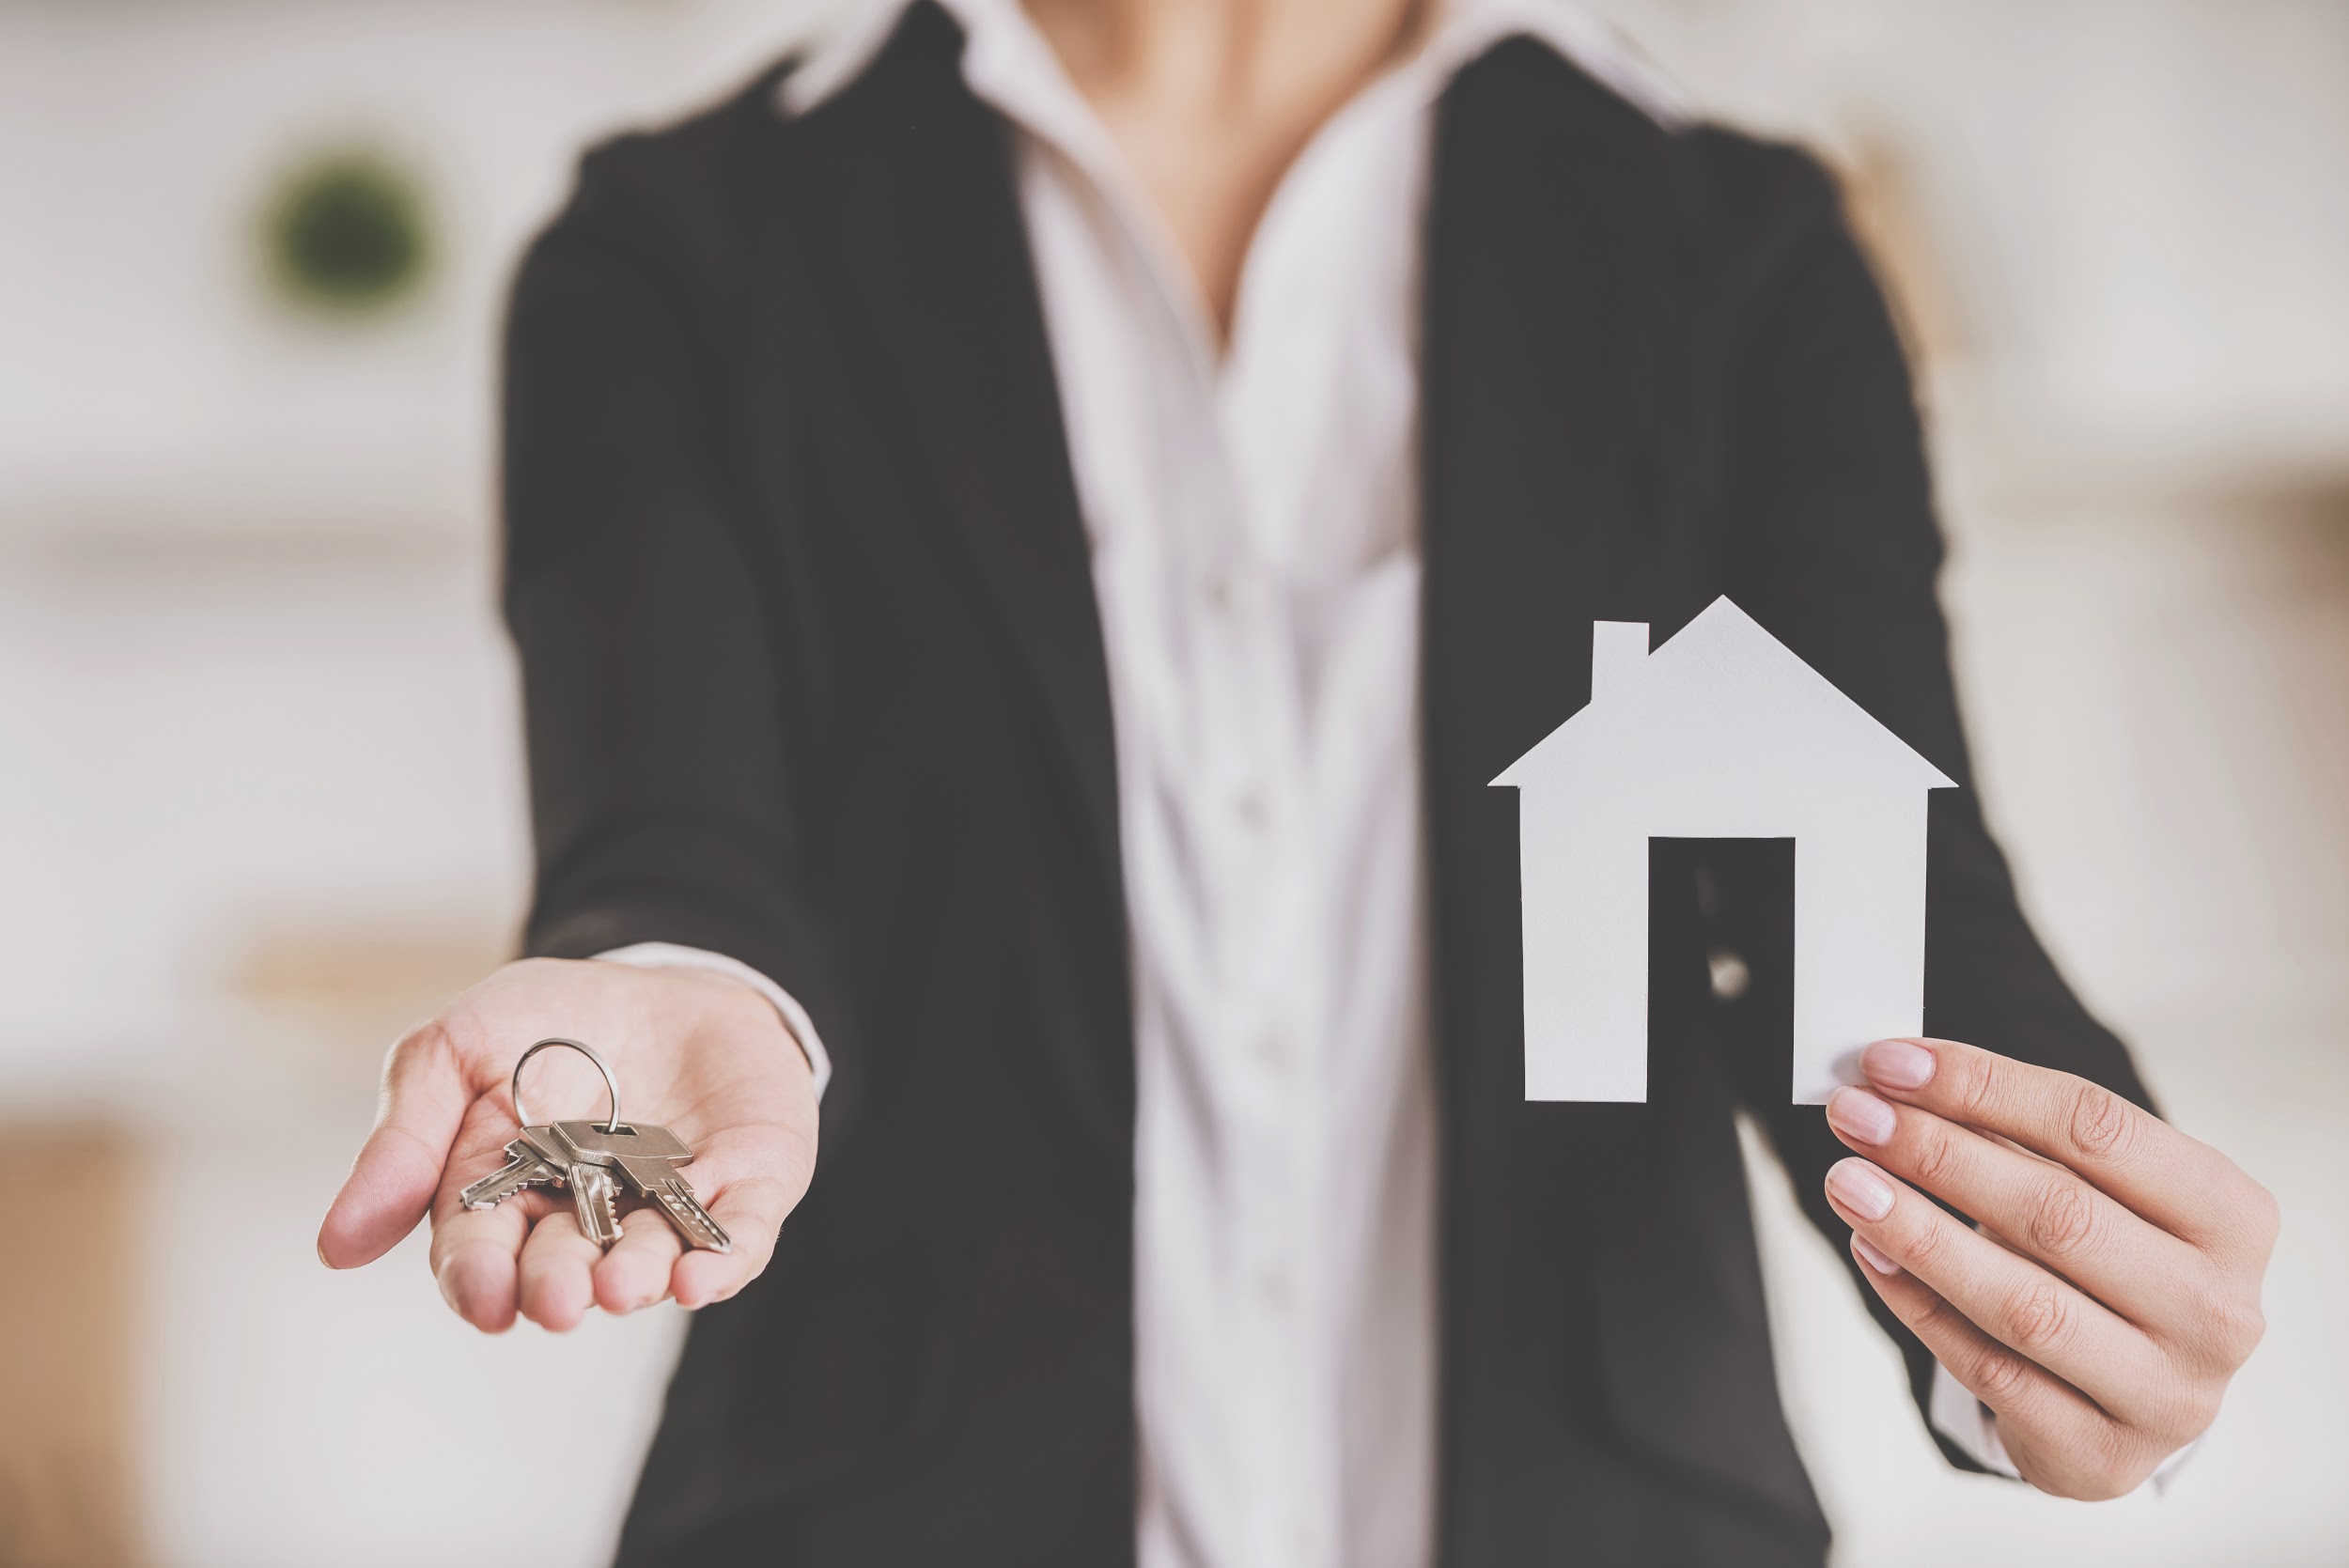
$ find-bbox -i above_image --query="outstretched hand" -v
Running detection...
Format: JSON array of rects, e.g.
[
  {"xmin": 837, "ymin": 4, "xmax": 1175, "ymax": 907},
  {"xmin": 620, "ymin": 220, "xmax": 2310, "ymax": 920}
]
[
  {"xmin": 1824, "ymin": 1036, "xmax": 2276, "ymax": 1499},
  {"xmin": 318, "ymin": 958, "xmax": 819, "ymax": 1330}
]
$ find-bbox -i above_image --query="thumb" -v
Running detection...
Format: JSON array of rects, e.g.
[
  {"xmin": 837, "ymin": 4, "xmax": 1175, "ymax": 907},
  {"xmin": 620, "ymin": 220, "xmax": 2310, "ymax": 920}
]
[{"xmin": 319, "ymin": 1020, "xmax": 474, "ymax": 1268}]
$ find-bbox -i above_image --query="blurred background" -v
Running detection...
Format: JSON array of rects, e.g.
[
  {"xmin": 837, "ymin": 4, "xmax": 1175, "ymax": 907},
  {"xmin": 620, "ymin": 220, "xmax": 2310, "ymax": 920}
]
[{"xmin": 2, "ymin": 0, "xmax": 2344, "ymax": 1563}]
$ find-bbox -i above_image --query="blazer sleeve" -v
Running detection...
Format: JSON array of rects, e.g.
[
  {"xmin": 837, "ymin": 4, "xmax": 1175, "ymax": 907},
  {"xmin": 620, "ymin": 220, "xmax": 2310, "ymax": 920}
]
[
  {"xmin": 501, "ymin": 164, "xmax": 854, "ymax": 1109},
  {"xmin": 1696, "ymin": 138, "xmax": 2155, "ymax": 1472}
]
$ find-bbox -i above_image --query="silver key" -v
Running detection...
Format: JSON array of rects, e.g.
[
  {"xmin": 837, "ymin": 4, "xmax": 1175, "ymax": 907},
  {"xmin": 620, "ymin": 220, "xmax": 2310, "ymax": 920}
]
[
  {"xmin": 640, "ymin": 1178, "xmax": 730, "ymax": 1253},
  {"xmin": 458, "ymin": 1126, "xmax": 624, "ymax": 1246},
  {"xmin": 514, "ymin": 1122, "xmax": 625, "ymax": 1245},
  {"xmin": 458, "ymin": 1125, "xmax": 587, "ymax": 1211},
  {"xmin": 459, "ymin": 1138, "xmax": 564, "ymax": 1210},
  {"xmin": 566, "ymin": 1161, "xmax": 624, "ymax": 1247},
  {"xmin": 499, "ymin": 1036, "xmax": 714, "ymax": 1251},
  {"xmin": 552, "ymin": 1119, "xmax": 732, "ymax": 1253},
  {"xmin": 516, "ymin": 1125, "xmax": 574, "ymax": 1172}
]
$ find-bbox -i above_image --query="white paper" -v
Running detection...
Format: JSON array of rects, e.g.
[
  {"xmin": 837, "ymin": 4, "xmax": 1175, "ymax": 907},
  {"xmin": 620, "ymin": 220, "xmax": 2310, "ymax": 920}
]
[{"xmin": 1491, "ymin": 597, "xmax": 1956, "ymax": 1104}]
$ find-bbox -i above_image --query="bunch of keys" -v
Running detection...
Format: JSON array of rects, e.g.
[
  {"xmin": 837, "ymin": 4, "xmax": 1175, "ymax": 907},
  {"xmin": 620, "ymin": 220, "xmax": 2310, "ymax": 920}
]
[{"xmin": 458, "ymin": 1037, "xmax": 731, "ymax": 1253}]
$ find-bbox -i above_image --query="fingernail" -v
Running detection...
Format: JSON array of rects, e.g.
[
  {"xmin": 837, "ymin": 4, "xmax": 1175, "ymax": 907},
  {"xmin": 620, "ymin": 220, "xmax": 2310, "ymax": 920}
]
[
  {"xmin": 1851, "ymin": 1234, "xmax": 1902, "ymax": 1276},
  {"xmin": 1863, "ymin": 1038, "xmax": 1935, "ymax": 1091},
  {"xmin": 1828, "ymin": 1157, "xmax": 1896, "ymax": 1220},
  {"xmin": 1827, "ymin": 1086, "xmax": 1898, "ymax": 1145}
]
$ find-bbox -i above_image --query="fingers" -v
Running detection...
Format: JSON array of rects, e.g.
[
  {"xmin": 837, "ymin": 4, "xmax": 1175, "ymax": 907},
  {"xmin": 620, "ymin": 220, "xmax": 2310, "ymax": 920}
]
[
  {"xmin": 423, "ymin": 1098, "xmax": 552, "ymax": 1332},
  {"xmin": 671, "ymin": 1172, "xmax": 798, "ymax": 1310},
  {"xmin": 1825, "ymin": 1156, "xmax": 2172, "ymax": 1430},
  {"xmin": 435, "ymin": 1127, "xmax": 803, "ymax": 1327},
  {"xmin": 583, "ymin": 1132, "xmax": 807, "ymax": 1312},
  {"xmin": 590, "ymin": 1164, "xmax": 794, "ymax": 1313},
  {"xmin": 663, "ymin": 1117, "xmax": 814, "ymax": 1310},
  {"xmin": 1826, "ymin": 1085, "xmax": 2202, "ymax": 1327},
  {"xmin": 1858, "ymin": 1038, "xmax": 2266, "ymax": 1255},
  {"xmin": 594, "ymin": 1206, "xmax": 683, "ymax": 1314},
  {"xmin": 428, "ymin": 1198, "xmax": 531, "ymax": 1333},
  {"xmin": 518, "ymin": 1209, "xmax": 605, "ymax": 1331},
  {"xmin": 320, "ymin": 1021, "xmax": 475, "ymax": 1269},
  {"xmin": 1844, "ymin": 1236, "xmax": 2144, "ymax": 1500}
]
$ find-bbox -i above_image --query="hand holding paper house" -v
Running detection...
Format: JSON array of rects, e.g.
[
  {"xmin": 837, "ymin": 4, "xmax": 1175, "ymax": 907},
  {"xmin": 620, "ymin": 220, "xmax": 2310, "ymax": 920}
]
[{"xmin": 1491, "ymin": 597, "xmax": 1956, "ymax": 1105}]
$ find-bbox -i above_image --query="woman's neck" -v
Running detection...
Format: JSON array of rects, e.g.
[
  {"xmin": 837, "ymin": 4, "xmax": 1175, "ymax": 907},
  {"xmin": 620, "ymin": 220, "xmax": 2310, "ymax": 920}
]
[{"xmin": 1023, "ymin": 0, "xmax": 1433, "ymax": 340}]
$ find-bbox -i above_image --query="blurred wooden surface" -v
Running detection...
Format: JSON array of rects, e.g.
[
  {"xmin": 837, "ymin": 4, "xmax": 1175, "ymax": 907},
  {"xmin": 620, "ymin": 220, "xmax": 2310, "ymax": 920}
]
[{"xmin": 0, "ymin": 1123, "xmax": 139, "ymax": 1568}]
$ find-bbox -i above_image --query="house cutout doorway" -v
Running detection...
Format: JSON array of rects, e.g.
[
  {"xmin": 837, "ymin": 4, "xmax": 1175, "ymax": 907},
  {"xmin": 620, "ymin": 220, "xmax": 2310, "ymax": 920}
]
[{"xmin": 1654, "ymin": 837, "xmax": 1796, "ymax": 1104}]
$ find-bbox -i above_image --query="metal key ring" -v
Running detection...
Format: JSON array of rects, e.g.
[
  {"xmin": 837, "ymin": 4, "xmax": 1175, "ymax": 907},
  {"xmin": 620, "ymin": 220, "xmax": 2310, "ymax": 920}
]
[{"xmin": 510, "ymin": 1037, "xmax": 622, "ymax": 1134}]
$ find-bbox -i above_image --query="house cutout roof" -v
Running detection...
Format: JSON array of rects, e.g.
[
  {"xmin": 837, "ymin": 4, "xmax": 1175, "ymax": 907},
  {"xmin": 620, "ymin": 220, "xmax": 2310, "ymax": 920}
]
[{"xmin": 1491, "ymin": 596, "xmax": 1955, "ymax": 800}]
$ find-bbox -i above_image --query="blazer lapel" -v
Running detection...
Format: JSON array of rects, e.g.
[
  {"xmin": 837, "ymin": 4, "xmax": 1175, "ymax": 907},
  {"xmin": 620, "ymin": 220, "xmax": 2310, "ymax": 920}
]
[
  {"xmin": 1423, "ymin": 35, "xmax": 1716, "ymax": 1126},
  {"xmin": 785, "ymin": 4, "xmax": 1132, "ymax": 1141},
  {"xmin": 1422, "ymin": 41, "xmax": 1821, "ymax": 1538}
]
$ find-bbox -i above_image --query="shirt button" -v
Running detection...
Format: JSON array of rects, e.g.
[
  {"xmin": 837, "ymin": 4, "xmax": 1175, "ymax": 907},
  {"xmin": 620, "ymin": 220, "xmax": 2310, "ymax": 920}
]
[
  {"xmin": 1234, "ymin": 787, "xmax": 1268, "ymax": 830},
  {"xmin": 1256, "ymin": 1032, "xmax": 1293, "ymax": 1071}
]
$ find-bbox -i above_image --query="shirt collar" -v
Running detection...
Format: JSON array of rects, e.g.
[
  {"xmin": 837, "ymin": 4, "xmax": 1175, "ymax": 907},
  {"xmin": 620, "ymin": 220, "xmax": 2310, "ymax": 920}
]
[{"xmin": 773, "ymin": 0, "xmax": 1686, "ymax": 130}]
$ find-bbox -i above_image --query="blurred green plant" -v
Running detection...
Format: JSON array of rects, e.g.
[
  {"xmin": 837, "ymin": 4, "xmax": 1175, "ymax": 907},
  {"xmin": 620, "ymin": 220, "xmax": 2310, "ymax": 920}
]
[{"xmin": 260, "ymin": 151, "xmax": 431, "ymax": 316}]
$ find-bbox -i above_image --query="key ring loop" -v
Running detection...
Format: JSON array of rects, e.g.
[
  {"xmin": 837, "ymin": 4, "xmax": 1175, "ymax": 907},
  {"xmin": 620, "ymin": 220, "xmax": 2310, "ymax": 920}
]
[{"xmin": 509, "ymin": 1037, "xmax": 622, "ymax": 1134}]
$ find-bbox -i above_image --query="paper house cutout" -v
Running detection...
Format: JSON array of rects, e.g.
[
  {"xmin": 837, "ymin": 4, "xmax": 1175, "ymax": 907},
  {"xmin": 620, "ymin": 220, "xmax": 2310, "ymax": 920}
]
[{"xmin": 1491, "ymin": 597, "xmax": 1957, "ymax": 1105}]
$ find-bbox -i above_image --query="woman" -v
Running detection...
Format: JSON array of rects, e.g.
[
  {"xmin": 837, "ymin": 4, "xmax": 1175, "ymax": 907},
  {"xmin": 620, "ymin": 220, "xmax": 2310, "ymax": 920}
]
[{"xmin": 319, "ymin": 0, "xmax": 2274, "ymax": 1562}]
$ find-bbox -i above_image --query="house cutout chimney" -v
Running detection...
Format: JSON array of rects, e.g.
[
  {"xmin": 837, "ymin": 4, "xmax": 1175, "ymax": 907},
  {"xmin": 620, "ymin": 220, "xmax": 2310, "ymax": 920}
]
[
  {"xmin": 1491, "ymin": 598, "xmax": 1956, "ymax": 1104},
  {"xmin": 1591, "ymin": 621, "xmax": 1649, "ymax": 700}
]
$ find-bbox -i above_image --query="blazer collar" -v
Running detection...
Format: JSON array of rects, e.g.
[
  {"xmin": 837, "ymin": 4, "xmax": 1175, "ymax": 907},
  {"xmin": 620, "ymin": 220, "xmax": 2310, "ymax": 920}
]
[{"xmin": 763, "ymin": 4, "xmax": 1708, "ymax": 1162}]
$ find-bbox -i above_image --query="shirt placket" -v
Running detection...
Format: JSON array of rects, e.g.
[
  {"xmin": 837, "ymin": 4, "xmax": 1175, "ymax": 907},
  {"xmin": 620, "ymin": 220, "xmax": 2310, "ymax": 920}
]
[
  {"xmin": 963, "ymin": 18, "xmax": 1376, "ymax": 1564},
  {"xmin": 1181, "ymin": 442, "xmax": 1321, "ymax": 1568},
  {"xmin": 1210, "ymin": 287, "xmax": 1353, "ymax": 1568}
]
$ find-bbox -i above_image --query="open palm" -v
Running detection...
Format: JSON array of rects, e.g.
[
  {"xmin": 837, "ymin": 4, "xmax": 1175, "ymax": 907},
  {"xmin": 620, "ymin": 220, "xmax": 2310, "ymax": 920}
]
[{"xmin": 318, "ymin": 957, "xmax": 818, "ymax": 1329}]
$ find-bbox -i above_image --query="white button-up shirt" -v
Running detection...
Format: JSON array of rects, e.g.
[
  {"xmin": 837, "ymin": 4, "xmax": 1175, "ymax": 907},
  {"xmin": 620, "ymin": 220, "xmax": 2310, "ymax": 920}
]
[{"xmin": 599, "ymin": 3, "xmax": 2097, "ymax": 1562}]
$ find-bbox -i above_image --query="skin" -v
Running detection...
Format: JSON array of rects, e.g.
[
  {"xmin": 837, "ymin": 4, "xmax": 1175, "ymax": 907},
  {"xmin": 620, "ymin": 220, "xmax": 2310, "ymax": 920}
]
[
  {"xmin": 1023, "ymin": 0, "xmax": 1431, "ymax": 337},
  {"xmin": 319, "ymin": 959, "xmax": 817, "ymax": 1327},
  {"xmin": 1826, "ymin": 1037, "xmax": 2277, "ymax": 1498},
  {"xmin": 319, "ymin": 0, "xmax": 2279, "ymax": 1504}
]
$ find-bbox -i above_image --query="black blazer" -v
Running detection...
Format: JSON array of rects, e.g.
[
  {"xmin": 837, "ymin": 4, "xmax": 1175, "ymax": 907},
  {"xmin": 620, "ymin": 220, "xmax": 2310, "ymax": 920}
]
[{"xmin": 504, "ymin": 7, "xmax": 2148, "ymax": 1563}]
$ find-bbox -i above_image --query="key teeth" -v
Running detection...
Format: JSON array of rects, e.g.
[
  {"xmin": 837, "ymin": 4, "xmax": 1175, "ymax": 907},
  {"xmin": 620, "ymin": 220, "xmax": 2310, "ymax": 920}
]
[
  {"xmin": 461, "ymin": 1168, "xmax": 559, "ymax": 1211},
  {"xmin": 566, "ymin": 1166, "xmax": 623, "ymax": 1248},
  {"xmin": 660, "ymin": 1187, "xmax": 731, "ymax": 1252}
]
